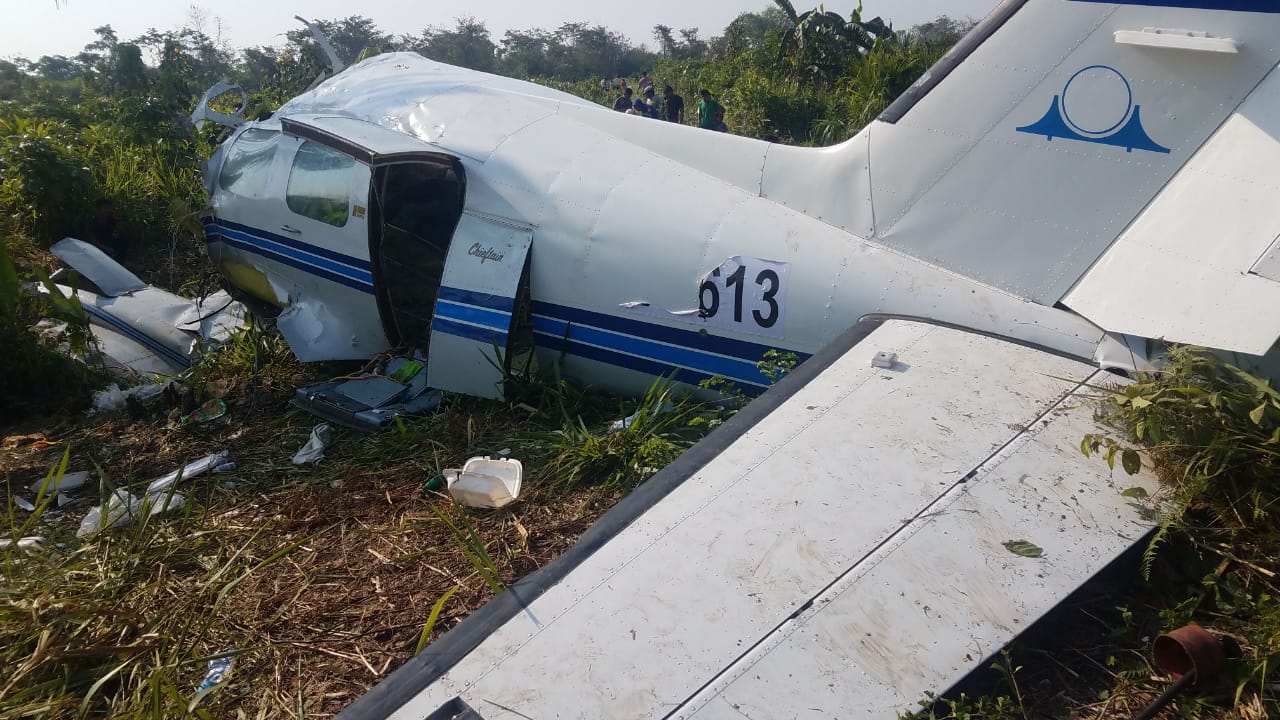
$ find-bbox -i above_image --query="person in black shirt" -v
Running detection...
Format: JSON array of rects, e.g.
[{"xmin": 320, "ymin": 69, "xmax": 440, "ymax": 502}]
[
  {"xmin": 613, "ymin": 87, "xmax": 634, "ymax": 112},
  {"xmin": 87, "ymin": 198, "xmax": 127, "ymax": 261},
  {"xmin": 663, "ymin": 85, "xmax": 684, "ymax": 124}
]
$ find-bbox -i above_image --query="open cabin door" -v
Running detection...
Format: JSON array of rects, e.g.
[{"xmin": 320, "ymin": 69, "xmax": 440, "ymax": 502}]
[{"xmin": 427, "ymin": 212, "xmax": 533, "ymax": 399}]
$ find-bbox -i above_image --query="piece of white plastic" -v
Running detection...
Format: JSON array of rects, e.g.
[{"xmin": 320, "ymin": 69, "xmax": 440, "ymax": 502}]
[
  {"xmin": 74, "ymin": 452, "xmax": 227, "ymax": 538},
  {"xmin": 292, "ymin": 424, "xmax": 334, "ymax": 465},
  {"xmin": 444, "ymin": 457, "xmax": 523, "ymax": 509},
  {"xmin": 77, "ymin": 489, "xmax": 186, "ymax": 538},
  {"xmin": 1, "ymin": 536, "xmax": 46, "ymax": 553},
  {"xmin": 90, "ymin": 381, "xmax": 175, "ymax": 414},
  {"xmin": 32, "ymin": 469, "xmax": 90, "ymax": 494},
  {"xmin": 146, "ymin": 452, "xmax": 231, "ymax": 495},
  {"xmin": 13, "ymin": 496, "xmax": 35, "ymax": 512}
]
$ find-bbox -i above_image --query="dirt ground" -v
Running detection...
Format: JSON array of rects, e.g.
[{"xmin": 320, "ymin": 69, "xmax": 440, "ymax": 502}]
[{"xmin": 1, "ymin": 391, "xmax": 621, "ymax": 718}]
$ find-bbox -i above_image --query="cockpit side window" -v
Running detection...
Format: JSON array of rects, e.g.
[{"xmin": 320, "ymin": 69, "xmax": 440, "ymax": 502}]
[
  {"xmin": 286, "ymin": 141, "xmax": 359, "ymax": 228},
  {"xmin": 217, "ymin": 128, "xmax": 279, "ymax": 199}
]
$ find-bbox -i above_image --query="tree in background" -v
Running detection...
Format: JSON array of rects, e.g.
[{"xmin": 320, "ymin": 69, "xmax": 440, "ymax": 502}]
[{"xmin": 403, "ymin": 17, "xmax": 498, "ymax": 73}]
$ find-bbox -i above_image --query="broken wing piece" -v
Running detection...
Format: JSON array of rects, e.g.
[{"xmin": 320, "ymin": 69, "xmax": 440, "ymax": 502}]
[
  {"xmin": 42, "ymin": 238, "xmax": 248, "ymax": 378},
  {"xmin": 190, "ymin": 80, "xmax": 248, "ymax": 132},
  {"xmin": 50, "ymin": 238, "xmax": 146, "ymax": 296}
]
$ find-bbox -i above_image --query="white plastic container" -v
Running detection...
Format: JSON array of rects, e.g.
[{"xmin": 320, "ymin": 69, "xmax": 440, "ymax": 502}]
[{"xmin": 444, "ymin": 456, "xmax": 523, "ymax": 509}]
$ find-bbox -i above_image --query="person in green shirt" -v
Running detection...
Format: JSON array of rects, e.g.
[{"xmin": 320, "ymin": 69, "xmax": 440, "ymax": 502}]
[{"xmin": 697, "ymin": 89, "xmax": 723, "ymax": 130}]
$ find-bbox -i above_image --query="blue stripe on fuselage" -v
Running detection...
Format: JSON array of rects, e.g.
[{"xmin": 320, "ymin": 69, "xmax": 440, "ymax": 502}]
[
  {"xmin": 435, "ymin": 300, "xmax": 512, "ymax": 331},
  {"xmin": 206, "ymin": 223, "xmax": 375, "ymax": 295},
  {"xmin": 212, "ymin": 217, "xmax": 373, "ymax": 271},
  {"xmin": 432, "ymin": 316, "xmax": 509, "ymax": 346},
  {"xmin": 532, "ymin": 315, "xmax": 768, "ymax": 387},
  {"xmin": 438, "ymin": 286, "xmax": 515, "ymax": 313},
  {"xmin": 204, "ymin": 220, "xmax": 800, "ymax": 386}
]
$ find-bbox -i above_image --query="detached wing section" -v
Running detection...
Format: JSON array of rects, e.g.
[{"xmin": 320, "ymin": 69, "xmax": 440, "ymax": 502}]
[{"xmin": 341, "ymin": 320, "xmax": 1158, "ymax": 720}]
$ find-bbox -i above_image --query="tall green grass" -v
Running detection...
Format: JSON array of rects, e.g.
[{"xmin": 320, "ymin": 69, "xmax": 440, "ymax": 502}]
[{"xmin": 1, "ymin": 452, "xmax": 306, "ymax": 718}]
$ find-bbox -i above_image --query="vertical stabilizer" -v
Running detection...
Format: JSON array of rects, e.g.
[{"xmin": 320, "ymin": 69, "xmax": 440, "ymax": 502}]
[{"xmin": 768, "ymin": 0, "xmax": 1280, "ymax": 308}]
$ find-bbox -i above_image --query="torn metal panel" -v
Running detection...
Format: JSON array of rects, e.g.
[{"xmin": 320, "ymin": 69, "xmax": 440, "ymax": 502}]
[
  {"xmin": 41, "ymin": 241, "xmax": 247, "ymax": 377},
  {"xmin": 50, "ymin": 238, "xmax": 146, "ymax": 296},
  {"xmin": 275, "ymin": 299, "xmax": 364, "ymax": 362}
]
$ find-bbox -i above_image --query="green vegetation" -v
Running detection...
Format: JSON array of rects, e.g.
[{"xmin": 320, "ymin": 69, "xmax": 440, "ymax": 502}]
[{"xmin": 904, "ymin": 348, "xmax": 1280, "ymax": 719}]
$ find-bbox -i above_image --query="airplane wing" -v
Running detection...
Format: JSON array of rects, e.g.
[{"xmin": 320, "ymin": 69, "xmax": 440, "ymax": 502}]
[{"xmin": 339, "ymin": 319, "xmax": 1159, "ymax": 719}]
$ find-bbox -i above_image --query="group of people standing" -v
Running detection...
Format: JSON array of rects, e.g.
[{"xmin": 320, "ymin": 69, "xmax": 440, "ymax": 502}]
[{"xmin": 606, "ymin": 73, "xmax": 727, "ymax": 132}]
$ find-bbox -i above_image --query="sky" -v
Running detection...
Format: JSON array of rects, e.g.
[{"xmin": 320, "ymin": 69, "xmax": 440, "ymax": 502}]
[{"xmin": 2, "ymin": 0, "xmax": 998, "ymax": 61}]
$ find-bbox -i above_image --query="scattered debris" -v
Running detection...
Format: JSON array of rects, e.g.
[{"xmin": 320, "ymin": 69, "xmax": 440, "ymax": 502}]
[
  {"xmin": 292, "ymin": 356, "xmax": 442, "ymax": 432},
  {"xmin": 292, "ymin": 424, "xmax": 334, "ymax": 465},
  {"xmin": 609, "ymin": 402, "xmax": 676, "ymax": 433},
  {"xmin": 147, "ymin": 452, "xmax": 231, "ymax": 495},
  {"xmin": 75, "ymin": 451, "xmax": 230, "ymax": 538},
  {"xmin": 31, "ymin": 469, "xmax": 90, "ymax": 494},
  {"xmin": 191, "ymin": 652, "xmax": 235, "ymax": 707},
  {"xmin": 1137, "ymin": 625, "xmax": 1229, "ymax": 719},
  {"xmin": 180, "ymin": 398, "xmax": 228, "ymax": 427},
  {"xmin": 1002, "ymin": 539, "xmax": 1045, "ymax": 558},
  {"xmin": 1, "ymin": 536, "xmax": 46, "ymax": 553},
  {"xmin": 91, "ymin": 381, "xmax": 176, "ymax": 414},
  {"xmin": 13, "ymin": 496, "xmax": 36, "ymax": 512},
  {"xmin": 445, "ymin": 457, "xmax": 523, "ymax": 509},
  {"xmin": 610, "ymin": 412, "xmax": 640, "ymax": 433},
  {"xmin": 77, "ymin": 489, "xmax": 186, "ymax": 538}
]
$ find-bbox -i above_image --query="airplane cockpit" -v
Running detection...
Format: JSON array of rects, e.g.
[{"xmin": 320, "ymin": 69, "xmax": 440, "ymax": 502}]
[{"xmin": 203, "ymin": 111, "xmax": 536, "ymax": 402}]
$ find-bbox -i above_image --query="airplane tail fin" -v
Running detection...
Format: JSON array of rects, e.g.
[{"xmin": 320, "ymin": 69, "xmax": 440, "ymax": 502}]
[{"xmin": 761, "ymin": 0, "xmax": 1280, "ymax": 356}]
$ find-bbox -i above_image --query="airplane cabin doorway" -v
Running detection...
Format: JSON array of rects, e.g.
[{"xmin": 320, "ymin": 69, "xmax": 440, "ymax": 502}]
[{"xmin": 370, "ymin": 158, "xmax": 465, "ymax": 349}]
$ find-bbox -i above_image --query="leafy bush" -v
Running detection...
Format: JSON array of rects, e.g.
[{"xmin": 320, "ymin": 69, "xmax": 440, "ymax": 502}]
[
  {"xmin": 1086, "ymin": 346, "xmax": 1280, "ymax": 535},
  {"xmin": 0, "ymin": 240, "xmax": 101, "ymax": 424},
  {"xmin": 0, "ymin": 116, "xmax": 94, "ymax": 247}
]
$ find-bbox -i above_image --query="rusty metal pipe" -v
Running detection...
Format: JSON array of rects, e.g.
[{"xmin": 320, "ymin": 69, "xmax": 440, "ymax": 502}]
[{"xmin": 1131, "ymin": 625, "xmax": 1227, "ymax": 720}]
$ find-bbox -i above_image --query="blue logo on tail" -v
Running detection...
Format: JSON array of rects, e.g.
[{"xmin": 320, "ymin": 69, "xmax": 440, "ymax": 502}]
[{"xmin": 1017, "ymin": 65, "xmax": 1170, "ymax": 154}]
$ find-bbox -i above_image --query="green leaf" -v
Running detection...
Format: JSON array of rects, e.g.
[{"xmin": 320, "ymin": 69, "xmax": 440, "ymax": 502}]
[
  {"xmin": 1129, "ymin": 396, "xmax": 1153, "ymax": 409},
  {"xmin": 415, "ymin": 584, "xmax": 461, "ymax": 655},
  {"xmin": 1002, "ymin": 540, "xmax": 1044, "ymax": 558},
  {"xmin": 1120, "ymin": 486, "xmax": 1149, "ymax": 499},
  {"xmin": 1121, "ymin": 449, "xmax": 1142, "ymax": 475}
]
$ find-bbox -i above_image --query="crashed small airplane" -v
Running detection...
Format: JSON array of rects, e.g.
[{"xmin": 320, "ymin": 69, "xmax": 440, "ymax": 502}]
[
  {"xmin": 195, "ymin": 0, "xmax": 1280, "ymax": 405},
  {"xmin": 173, "ymin": 0, "xmax": 1280, "ymax": 716}
]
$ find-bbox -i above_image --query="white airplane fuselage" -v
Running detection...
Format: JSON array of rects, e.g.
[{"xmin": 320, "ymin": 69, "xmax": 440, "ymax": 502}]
[{"xmin": 203, "ymin": 0, "xmax": 1280, "ymax": 399}]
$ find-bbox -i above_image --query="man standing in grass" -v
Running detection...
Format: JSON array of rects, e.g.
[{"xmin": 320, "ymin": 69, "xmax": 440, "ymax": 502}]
[
  {"xmin": 87, "ymin": 198, "xmax": 127, "ymax": 261},
  {"xmin": 663, "ymin": 85, "xmax": 684, "ymax": 124},
  {"xmin": 697, "ymin": 89, "xmax": 723, "ymax": 130}
]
